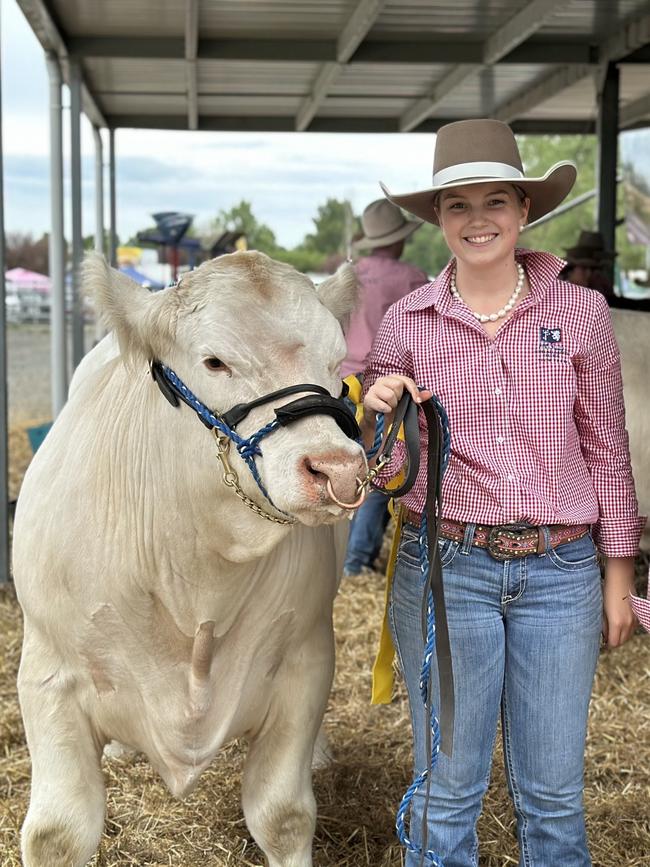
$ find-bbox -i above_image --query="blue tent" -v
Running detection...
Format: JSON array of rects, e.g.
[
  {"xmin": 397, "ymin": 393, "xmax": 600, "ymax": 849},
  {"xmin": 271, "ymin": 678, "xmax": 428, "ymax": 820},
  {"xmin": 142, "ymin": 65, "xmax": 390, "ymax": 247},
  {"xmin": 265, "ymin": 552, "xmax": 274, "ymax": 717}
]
[{"xmin": 118, "ymin": 265, "xmax": 165, "ymax": 291}]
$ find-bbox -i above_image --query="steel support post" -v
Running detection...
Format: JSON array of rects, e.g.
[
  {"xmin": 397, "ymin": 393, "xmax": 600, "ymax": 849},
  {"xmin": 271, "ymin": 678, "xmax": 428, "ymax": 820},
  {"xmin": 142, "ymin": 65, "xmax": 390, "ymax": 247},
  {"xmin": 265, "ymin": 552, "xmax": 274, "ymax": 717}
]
[
  {"xmin": 109, "ymin": 129, "xmax": 117, "ymax": 267},
  {"xmin": 46, "ymin": 55, "xmax": 67, "ymax": 415},
  {"xmin": 0, "ymin": 27, "xmax": 10, "ymax": 586},
  {"xmin": 93, "ymin": 126, "xmax": 105, "ymax": 255},
  {"xmin": 69, "ymin": 58, "xmax": 84, "ymax": 368},
  {"xmin": 597, "ymin": 62, "xmax": 619, "ymax": 278}
]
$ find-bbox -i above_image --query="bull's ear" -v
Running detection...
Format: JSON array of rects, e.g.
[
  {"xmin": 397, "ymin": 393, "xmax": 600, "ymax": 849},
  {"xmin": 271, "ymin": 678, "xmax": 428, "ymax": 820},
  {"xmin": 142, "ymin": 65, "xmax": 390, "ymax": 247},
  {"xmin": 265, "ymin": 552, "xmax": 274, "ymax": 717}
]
[
  {"xmin": 315, "ymin": 261, "xmax": 359, "ymax": 323},
  {"xmin": 83, "ymin": 251, "xmax": 176, "ymax": 364}
]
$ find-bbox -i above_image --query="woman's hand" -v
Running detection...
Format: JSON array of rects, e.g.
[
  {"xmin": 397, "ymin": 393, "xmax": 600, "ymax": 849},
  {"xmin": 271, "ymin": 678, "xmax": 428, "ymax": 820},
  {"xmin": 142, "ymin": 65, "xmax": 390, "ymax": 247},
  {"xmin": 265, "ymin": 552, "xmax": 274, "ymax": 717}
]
[
  {"xmin": 602, "ymin": 556, "xmax": 638, "ymax": 648},
  {"xmin": 360, "ymin": 375, "xmax": 432, "ymax": 452}
]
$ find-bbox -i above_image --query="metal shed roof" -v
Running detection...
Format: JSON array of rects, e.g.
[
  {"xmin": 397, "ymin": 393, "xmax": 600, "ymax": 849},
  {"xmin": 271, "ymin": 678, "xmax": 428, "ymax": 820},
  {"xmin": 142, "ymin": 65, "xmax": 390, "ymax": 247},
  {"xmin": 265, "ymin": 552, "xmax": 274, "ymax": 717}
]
[{"xmin": 16, "ymin": 0, "xmax": 650, "ymax": 134}]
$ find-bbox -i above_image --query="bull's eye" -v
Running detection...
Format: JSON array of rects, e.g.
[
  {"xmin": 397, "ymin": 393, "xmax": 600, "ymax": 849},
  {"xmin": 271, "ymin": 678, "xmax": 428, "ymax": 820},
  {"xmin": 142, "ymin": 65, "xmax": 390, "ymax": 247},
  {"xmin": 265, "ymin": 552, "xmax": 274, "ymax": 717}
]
[{"xmin": 203, "ymin": 357, "xmax": 225, "ymax": 371}]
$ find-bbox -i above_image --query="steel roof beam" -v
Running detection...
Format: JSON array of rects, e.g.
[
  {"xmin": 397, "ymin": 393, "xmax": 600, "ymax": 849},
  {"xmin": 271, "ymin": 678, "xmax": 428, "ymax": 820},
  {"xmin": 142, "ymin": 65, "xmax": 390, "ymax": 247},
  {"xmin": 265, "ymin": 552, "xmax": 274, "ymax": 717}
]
[
  {"xmin": 16, "ymin": 0, "xmax": 106, "ymax": 127},
  {"xmin": 185, "ymin": 0, "xmax": 199, "ymax": 130},
  {"xmin": 66, "ymin": 35, "xmax": 599, "ymax": 65},
  {"xmin": 295, "ymin": 0, "xmax": 387, "ymax": 131},
  {"xmin": 105, "ymin": 113, "xmax": 596, "ymax": 135},
  {"xmin": 399, "ymin": 0, "xmax": 566, "ymax": 132}
]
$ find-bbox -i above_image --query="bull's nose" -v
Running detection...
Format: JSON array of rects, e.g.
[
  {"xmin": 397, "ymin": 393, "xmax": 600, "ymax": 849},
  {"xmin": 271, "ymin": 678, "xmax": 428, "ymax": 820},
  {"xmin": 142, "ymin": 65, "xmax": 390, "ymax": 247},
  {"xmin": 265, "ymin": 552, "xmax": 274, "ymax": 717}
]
[{"xmin": 302, "ymin": 451, "xmax": 367, "ymax": 506}]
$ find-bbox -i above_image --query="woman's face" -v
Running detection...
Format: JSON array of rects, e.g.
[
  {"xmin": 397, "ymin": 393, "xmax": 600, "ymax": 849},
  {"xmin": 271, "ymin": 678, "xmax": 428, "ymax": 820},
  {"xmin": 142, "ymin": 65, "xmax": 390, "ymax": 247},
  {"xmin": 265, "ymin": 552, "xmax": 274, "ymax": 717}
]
[{"xmin": 435, "ymin": 182, "xmax": 530, "ymax": 268}]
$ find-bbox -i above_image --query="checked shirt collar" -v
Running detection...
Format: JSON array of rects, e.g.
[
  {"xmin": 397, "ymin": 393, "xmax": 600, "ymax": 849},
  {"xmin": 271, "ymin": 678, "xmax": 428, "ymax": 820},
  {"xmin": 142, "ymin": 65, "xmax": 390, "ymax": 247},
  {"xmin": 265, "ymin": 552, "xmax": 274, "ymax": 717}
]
[{"xmin": 402, "ymin": 249, "xmax": 567, "ymax": 320}]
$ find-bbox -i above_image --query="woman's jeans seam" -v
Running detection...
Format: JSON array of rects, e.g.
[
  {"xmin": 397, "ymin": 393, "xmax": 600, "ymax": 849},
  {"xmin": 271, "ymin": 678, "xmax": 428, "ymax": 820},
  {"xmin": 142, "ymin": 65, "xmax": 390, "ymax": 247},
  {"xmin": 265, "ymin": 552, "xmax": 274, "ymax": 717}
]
[{"xmin": 502, "ymin": 682, "xmax": 532, "ymax": 867}]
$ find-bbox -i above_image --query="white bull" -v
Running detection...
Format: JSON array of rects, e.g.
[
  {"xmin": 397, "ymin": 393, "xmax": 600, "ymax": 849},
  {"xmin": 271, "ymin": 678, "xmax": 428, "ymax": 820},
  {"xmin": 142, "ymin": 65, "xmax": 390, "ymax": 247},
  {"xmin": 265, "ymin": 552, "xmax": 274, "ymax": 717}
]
[
  {"xmin": 13, "ymin": 251, "xmax": 367, "ymax": 867},
  {"xmin": 612, "ymin": 308, "xmax": 650, "ymax": 550}
]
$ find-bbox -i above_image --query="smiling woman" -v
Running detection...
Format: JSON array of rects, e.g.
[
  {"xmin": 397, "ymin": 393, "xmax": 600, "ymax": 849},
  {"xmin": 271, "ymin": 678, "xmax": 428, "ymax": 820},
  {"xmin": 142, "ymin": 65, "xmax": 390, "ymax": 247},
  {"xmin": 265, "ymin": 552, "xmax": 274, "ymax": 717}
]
[{"xmin": 363, "ymin": 118, "xmax": 646, "ymax": 867}]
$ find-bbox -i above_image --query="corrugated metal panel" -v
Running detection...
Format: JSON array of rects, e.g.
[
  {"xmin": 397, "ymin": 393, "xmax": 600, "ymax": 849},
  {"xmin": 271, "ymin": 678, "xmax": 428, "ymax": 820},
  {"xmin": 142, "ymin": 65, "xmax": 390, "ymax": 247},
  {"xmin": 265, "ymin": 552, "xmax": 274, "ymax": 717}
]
[
  {"xmin": 537, "ymin": 0, "xmax": 649, "ymax": 39},
  {"xmin": 52, "ymin": 0, "xmax": 184, "ymax": 37},
  {"xmin": 521, "ymin": 78, "xmax": 597, "ymax": 120},
  {"xmin": 198, "ymin": 61, "xmax": 318, "ymax": 95},
  {"xmin": 84, "ymin": 58, "xmax": 186, "ymax": 94},
  {"xmin": 330, "ymin": 64, "xmax": 448, "ymax": 98},
  {"xmin": 199, "ymin": 0, "xmax": 350, "ymax": 39},
  {"xmin": 199, "ymin": 94, "xmax": 303, "ymax": 115},
  {"xmin": 100, "ymin": 93, "xmax": 188, "ymax": 114},
  {"xmin": 432, "ymin": 64, "xmax": 544, "ymax": 116},
  {"xmin": 373, "ymin": 0, "xmax": 530, "ymax": 37},
  {"xmin": 319, "ymin": 96, "xmax": 410, "ymax": 116}
]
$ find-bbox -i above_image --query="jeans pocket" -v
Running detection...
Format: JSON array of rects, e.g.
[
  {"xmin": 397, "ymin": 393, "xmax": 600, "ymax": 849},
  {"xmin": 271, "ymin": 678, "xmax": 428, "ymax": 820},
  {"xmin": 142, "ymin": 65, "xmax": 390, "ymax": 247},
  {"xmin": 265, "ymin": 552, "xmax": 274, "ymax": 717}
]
[{"xmin": 546, "ymin": 534, "xmax": 598, "ymax": 572}]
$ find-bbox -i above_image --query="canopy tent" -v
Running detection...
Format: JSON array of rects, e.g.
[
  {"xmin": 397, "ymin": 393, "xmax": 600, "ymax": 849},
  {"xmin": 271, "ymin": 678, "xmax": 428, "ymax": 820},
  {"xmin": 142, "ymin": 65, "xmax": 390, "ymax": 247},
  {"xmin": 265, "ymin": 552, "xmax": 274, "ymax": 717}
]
[{"xmin": 5, "ymin": 267, "xmax": 51, "ymax": 295}]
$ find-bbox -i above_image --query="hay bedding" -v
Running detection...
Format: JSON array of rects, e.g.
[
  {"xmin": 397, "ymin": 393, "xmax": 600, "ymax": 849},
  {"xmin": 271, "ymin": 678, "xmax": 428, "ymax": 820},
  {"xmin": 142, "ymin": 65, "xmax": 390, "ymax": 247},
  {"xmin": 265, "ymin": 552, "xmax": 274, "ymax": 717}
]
[{"xmin": 1, "ymin": 424, "xmax": 649, "ymax": 866}]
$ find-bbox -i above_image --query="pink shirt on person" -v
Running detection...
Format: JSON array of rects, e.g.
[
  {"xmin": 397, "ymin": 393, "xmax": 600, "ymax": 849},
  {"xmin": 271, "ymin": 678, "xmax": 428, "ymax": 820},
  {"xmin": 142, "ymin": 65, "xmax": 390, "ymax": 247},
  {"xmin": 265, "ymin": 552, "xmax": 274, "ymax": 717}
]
[
  {"xmin": 341, "ymin": 254, "xmax": 428, "ymax": 378},
  {"xmin": 364, "ymin": 249, "xmax": 646, "ymax": 558}
]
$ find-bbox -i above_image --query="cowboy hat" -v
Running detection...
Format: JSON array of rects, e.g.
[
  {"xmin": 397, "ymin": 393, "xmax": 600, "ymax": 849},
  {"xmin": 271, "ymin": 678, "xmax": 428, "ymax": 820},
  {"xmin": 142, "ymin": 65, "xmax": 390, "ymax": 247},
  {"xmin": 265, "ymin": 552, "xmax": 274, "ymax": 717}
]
[
  {"xmin": 564, "ymin": 230, "xmax": 617, "ymax": 267},
  {"xmin": 380, "ymin": 119, "xmax": 576, "ymax": 226},
  {"xmin": 353, "ymin": 198, "xmax": 422, "ymax": 250}
]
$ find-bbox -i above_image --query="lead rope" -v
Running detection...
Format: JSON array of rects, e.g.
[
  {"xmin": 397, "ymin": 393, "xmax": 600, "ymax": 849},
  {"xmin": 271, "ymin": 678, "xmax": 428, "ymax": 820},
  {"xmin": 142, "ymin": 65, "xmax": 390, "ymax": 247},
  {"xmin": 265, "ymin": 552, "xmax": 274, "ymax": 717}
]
[{"xmin": 371, "ymin": 392, "xmax": 451, "ymax": 867}]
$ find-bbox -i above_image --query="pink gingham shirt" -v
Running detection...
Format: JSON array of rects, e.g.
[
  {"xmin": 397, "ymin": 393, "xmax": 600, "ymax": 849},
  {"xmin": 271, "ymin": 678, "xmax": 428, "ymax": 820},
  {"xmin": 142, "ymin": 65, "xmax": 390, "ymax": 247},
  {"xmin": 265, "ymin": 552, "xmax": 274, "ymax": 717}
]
[{"xmin": 364, "ymin": 249, "xmax": 646, "ymax": 557}]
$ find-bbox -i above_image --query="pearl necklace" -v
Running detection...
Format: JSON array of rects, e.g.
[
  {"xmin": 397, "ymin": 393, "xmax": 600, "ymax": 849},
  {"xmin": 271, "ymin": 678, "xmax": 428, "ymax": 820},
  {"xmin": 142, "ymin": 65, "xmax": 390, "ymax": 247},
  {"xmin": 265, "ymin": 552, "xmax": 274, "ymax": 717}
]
[{"xmin": 450, "ymin": 262, "xmax": 525, "ymax": 323}]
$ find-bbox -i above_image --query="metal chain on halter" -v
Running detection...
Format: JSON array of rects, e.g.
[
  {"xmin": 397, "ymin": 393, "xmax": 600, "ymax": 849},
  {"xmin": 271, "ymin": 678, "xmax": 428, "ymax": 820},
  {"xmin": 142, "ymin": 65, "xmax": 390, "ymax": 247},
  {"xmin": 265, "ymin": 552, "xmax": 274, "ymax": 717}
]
[{"xmin": 214, "ymin": 431, "xmax": 295, "ymax": 525}]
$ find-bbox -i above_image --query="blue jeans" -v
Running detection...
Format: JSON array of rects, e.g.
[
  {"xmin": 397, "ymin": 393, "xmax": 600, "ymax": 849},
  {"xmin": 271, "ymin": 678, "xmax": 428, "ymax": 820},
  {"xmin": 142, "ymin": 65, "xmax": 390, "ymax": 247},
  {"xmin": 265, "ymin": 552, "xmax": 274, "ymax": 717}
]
[
  {"xmin": 343, "ymin": 488, "xmax": 391, "ymax": 574},
  {"xmin": 389, "ymin": 522, "xmax": 603, "ymax": 867}
]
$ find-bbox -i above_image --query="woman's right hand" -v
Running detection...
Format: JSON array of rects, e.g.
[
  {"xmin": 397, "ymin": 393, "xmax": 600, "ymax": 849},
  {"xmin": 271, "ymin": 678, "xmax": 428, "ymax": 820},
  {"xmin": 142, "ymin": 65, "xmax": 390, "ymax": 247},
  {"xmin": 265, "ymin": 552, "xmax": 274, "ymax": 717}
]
[{"xmin": 363, "ymin": 375, "xmax": 431, "ymax": 418}]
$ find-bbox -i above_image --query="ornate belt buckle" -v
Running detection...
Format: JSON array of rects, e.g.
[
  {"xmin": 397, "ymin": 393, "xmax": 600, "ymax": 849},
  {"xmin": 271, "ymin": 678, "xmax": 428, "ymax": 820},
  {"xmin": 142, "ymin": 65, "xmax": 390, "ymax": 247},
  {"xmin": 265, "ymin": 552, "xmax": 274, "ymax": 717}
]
[{"xmin": 487, "ymin": 525, "xmax": 531, "ymax": 561}]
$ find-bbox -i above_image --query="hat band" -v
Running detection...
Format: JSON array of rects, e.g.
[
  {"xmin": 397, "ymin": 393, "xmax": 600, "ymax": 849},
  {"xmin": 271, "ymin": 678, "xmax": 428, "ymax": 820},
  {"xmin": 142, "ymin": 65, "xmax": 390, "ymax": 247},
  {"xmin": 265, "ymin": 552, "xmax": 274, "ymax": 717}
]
[{"xmin": 432, "ymin": 161, "xmax": 524, "ymax": 187}]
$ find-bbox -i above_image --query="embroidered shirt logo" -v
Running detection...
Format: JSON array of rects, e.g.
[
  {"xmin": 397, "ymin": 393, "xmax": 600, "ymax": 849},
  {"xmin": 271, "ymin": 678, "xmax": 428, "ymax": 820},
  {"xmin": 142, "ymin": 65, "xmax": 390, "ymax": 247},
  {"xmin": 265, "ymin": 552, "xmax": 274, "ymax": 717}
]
[
  {"xmin": 540, "ymin": 327, "xmax": 562, "ymax": 344},
  {"xmin": 539, "ymin": 326, "xmax": 568, "ymax": 362}
]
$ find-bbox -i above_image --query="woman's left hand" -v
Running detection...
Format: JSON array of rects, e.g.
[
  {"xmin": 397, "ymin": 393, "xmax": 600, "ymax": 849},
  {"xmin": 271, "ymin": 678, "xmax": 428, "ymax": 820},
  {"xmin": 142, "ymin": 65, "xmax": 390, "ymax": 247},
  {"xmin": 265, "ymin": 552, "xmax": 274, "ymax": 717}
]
[{"xmin": 602, "ymin": 556, "xmax": 638, "ymax": 648}]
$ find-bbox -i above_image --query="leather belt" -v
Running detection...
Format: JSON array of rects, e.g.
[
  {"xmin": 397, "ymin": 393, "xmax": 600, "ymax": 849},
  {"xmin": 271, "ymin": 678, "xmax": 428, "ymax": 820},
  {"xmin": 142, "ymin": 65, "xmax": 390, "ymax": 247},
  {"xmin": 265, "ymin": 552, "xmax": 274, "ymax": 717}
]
[{"xmin": 404, "ymin": 512, "xmax": 589, "ymax": 561}]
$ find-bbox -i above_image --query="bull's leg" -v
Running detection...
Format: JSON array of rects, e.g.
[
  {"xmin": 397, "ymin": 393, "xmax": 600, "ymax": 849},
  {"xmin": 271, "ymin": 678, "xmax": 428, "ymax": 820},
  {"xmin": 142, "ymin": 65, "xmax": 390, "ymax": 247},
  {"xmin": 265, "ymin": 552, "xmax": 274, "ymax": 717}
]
[
  {"xmin": 19, "ymin": 650, "xmax": 106, "ymax": 867},
  {"xmin": 241, "ymin": 628, "xmax": 334, "ymax": 867}
]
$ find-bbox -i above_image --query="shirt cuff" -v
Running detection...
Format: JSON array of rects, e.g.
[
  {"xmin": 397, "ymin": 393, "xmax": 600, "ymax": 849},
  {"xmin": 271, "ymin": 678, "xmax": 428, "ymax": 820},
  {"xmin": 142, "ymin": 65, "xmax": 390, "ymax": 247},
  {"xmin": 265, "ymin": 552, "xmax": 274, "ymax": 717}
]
[{"xmin": 593, "ymin": 515, "xmax": 647, "ymax": 557}]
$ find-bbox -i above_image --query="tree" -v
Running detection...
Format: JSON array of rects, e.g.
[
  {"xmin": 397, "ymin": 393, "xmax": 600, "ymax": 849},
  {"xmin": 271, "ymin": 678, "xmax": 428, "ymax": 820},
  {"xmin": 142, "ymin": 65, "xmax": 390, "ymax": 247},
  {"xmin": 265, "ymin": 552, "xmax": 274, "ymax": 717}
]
[
  {"xmin": 303, "ymin": 199, "xmax": 359, "ymax": 257},
  {"xmin": 214, "ymin": 200, "xmax": 278, "ymax": 255},
  {"xmin": 403, "ymin": 222, "xmax": 451, "ymax": 278},
  {"xmin": 5, "ymin": 232, "xmax": 51, "ymax": 274}
]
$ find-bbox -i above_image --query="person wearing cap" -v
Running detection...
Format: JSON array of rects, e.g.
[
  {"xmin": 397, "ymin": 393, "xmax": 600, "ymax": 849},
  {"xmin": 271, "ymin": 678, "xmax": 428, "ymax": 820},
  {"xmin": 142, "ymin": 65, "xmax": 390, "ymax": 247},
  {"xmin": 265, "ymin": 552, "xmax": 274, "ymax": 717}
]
[
  {"xmin": 359, "ymin": 119, "xmax": 645, "ymax": 866},
  {"xmin": 341, "ymin": 199, "xmax": 427, "ymax": 577}
]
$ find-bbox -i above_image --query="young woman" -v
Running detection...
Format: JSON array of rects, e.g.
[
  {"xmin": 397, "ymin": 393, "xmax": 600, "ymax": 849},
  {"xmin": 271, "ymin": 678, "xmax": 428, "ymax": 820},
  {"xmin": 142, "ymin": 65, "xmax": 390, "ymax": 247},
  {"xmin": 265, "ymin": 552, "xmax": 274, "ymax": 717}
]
[{"xmin": 361, "ymin": 119, "xmax": 644, "ymax": 867}]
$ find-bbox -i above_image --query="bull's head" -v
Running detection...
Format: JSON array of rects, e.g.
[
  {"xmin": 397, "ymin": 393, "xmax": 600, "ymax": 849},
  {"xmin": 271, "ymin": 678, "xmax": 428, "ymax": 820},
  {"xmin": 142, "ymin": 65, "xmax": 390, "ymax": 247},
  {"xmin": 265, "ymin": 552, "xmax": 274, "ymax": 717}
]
[{"xmin": 84, "ymin": 251, "xmax": 368, "ymax": 532}]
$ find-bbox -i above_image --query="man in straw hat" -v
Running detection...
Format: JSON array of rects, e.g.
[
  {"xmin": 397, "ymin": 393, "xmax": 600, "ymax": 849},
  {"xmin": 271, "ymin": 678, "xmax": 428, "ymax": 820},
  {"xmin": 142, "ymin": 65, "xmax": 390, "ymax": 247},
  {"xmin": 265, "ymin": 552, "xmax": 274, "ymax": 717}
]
[
  {"xmin": 358, "ymin": 119, "xmax": 644, "ymax": 866},
  {"xmin": 341, "ymin": 199, "xmax": 427, "ymax": 577}
]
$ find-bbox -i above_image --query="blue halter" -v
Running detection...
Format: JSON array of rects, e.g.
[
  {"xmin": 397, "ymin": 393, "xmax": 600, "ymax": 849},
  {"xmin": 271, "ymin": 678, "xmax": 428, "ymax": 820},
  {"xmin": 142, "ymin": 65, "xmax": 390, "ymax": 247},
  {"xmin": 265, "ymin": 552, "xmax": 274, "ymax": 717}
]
[{"xmin": 150, "ymin": 361, "xmax": 362, "ymax": 511}]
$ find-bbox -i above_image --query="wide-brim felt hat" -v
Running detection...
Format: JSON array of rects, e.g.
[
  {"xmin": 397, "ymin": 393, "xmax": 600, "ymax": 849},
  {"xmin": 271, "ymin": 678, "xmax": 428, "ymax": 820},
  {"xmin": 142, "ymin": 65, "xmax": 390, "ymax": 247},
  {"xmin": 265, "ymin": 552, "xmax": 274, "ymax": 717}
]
[
  {"xmin": 564, "ymin": 229, "xmax": 617, "ymax": 266},
  {"xmin": 353, "ymin": 198, "xmax": 422, "ymax": 250},
  {"xmin": 380, "ymin": 119, "xmax": 577, "ymax": 227}
]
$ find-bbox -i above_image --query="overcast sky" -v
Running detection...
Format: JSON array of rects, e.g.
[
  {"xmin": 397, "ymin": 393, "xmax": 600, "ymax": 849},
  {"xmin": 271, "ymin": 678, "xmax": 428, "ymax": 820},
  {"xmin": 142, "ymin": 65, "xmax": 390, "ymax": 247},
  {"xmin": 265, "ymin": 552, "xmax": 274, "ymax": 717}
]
[{"xmin": 1, "ymin": 0, "xmax": 442, "ymax": 249}]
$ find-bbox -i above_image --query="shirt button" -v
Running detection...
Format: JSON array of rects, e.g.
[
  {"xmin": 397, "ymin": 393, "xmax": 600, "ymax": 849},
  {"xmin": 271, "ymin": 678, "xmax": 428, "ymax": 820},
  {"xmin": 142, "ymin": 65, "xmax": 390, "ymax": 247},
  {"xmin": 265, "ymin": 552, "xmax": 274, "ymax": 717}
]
[
  {"xmin": 507, "ymin": 474, "xmax": 515, "ymax": 482},
  {"xmin": 494, "ymin": 387, "xmax": 502, "ymax": 396},
  {"xmin": 496, "ymin": 436, "xmax": 505, "ymax": 444}
]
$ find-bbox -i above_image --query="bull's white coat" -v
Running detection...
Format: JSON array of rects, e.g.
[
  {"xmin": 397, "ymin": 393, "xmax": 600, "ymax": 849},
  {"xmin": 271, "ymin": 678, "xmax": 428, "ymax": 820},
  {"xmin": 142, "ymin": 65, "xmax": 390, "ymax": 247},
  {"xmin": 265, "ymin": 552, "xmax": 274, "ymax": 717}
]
[{"xmin": 13, "ymin": 251, "xmax": 365, "ymax": 867}]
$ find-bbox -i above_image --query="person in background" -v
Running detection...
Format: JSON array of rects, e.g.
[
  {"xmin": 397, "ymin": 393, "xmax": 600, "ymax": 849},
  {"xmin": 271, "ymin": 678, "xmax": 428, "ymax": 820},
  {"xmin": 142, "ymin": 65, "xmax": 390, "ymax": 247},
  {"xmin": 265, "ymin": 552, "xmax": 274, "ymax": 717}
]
[
  {"xmin": 361, "ymin": 119, "xmax": 644, "ymax": 866},
  {"xmin": 342, "ymin": 199, "xmax": 428, "ymax": 578},
  {"xmin": 559, "ymin": 229, "xmax": 616, "ymax": 295}
]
